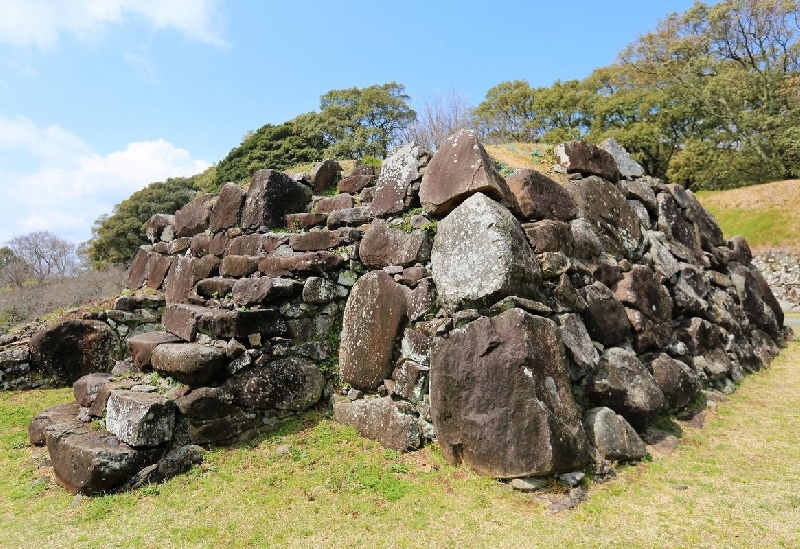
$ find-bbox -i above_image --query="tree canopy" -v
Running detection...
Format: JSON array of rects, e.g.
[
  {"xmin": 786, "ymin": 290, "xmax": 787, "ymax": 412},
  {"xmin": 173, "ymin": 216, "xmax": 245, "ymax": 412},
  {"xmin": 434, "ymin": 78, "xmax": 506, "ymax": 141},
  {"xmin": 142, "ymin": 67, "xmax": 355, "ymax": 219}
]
[{"xmin": 85, "ymin": 177, "xmax": 198, "ymax": 267}]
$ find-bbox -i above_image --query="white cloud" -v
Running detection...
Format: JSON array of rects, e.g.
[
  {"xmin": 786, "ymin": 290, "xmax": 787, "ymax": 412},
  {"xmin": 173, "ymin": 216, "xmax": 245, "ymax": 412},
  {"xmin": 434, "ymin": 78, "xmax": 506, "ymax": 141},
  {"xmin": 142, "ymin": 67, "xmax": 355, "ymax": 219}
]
[
  {"xmin": 0, "ymin": 114, "xmax": 210, "ymax": 245},
  {"xmin": 0, "ymin": 0, "xmax": 226, "ymax": 49}
]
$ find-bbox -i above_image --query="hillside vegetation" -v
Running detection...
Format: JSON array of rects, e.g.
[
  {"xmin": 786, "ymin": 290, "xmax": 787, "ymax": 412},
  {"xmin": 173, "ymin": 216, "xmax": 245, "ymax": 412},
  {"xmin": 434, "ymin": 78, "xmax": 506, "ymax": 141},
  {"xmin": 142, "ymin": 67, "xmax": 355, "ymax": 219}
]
[{"xmin": 697, "ymin": 179, "xmax": 800, "ymax": 252}]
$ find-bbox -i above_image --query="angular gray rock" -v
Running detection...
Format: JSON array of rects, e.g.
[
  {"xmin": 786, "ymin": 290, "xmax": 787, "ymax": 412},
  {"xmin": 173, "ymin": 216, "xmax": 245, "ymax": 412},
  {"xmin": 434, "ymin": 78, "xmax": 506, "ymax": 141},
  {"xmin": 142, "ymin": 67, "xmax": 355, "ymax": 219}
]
[
  {"xmin": 646, "ymin": 353, "xmax": 701, "ymax": 411},
  {"xmin": 106, "ymin": 391, "xmax": 176, "ymax": 447},
  {"xmin": 431, "ymin": 193, "xmax": 541, "ymax": 309},
  {"xmin": 613, "ymin": 265, "xmax": 673, "ymax": 351},
  {"xmin": 174, "ymin": 194, "xmax": 217, "ymax": 237},
  {"xmin": 73, "ymin": 373, "xmax": 115, "ymax": 407},
  {"xmin": 430, "ymin": 308, "xmax": 589, "ymax": 478},
  {"xmin": 584, "ymin": 407, "xmax": 647, "ymax": 462},
  {"xmin": 557, "ymin": 313, "xmax": 599, "ymax": 380},
  {"xmin": 580, "ymin": 281, "xmax": 632, "ymax": 347},
  {"xmin": 127, "ymin": 331, "xmax": 183, "ymax": 370},
  {"xmin": 309, "ymin": 159, "xmax": 342, "ymax": 193},
  {"xmin": 598, "ymin": 137, "xmax": 644, "ymax": 179},
  {"xmin": 209, "ymin": 182, "xmax": 246, "ymax": 232},
  {"xmin": 339, "ymin": 270, "xmax": 407, "ymax": 390}
]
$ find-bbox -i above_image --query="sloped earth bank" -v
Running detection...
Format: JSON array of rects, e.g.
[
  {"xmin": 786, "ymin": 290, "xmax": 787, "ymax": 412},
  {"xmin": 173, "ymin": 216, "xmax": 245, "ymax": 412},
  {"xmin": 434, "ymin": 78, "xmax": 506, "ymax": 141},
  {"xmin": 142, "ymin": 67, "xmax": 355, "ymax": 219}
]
[
  {"xmin": 14, "ymin": 131, "xmax": 790, "ymax": 495},
  {"xmin": 1, "ymin": 342, "xmax": 799, "ymax": 547}
]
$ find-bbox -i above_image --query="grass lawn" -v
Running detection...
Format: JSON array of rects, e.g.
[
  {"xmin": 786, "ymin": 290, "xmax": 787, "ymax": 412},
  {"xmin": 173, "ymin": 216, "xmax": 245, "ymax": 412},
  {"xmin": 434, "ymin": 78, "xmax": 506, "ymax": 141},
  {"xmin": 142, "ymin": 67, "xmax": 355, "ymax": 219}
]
[{"xmin": 2, "ymin": 342, "xmax": 800, "ymax": 548}]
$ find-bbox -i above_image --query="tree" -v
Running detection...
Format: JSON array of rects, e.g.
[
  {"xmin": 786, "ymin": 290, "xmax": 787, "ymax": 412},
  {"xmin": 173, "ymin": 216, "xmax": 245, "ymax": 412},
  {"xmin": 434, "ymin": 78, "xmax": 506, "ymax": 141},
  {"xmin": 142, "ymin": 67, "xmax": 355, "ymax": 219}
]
[
  {"xmin": 214, "ymin": 113, "xmax": 326, "ymax": 188},
  {"xmin": 85, "ymin": 177, "xmax": 198, "ymax": 267},
  {"xmin": 402, "ymin": 89, "xmax": 473, "ymax": 151},
  {"xmin": 4, "ymin": 231, "xmax": 77, "ymax": 283},
  {"xmin": 318, "ymin": 82, "xmax": 416, "ymax": 159},
  {"xmin": 472, "ymin": 80, "xmax": 539, "ymax": 143},
  {"xmin": 597, "ymin": 0, "xmax": 800, "ymax": 188}
]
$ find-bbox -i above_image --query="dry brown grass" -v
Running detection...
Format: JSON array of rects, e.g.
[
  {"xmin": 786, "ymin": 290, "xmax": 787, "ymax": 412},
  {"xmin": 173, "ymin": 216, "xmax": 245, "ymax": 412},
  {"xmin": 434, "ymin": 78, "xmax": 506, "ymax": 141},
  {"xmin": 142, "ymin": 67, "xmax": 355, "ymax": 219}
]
[
  {"xmin": 697, "ymin": 179, "xmax": 800, "ymax": 211},
  {"xmin": 484, "ymin": 143, "xmax": 570, "ymax": 183}
]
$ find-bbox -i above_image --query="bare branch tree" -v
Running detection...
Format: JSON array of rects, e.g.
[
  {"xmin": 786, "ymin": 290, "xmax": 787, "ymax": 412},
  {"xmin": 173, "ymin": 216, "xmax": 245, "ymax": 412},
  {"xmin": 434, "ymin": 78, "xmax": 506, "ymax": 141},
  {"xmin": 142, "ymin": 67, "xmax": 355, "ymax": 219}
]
[
  {"xmin": 403, "ymin": 89, "xmax": 473, "ymax": 151},
  {"xmin": 5, "ymin": 231, "xmax": 78, "ymax": 282}
]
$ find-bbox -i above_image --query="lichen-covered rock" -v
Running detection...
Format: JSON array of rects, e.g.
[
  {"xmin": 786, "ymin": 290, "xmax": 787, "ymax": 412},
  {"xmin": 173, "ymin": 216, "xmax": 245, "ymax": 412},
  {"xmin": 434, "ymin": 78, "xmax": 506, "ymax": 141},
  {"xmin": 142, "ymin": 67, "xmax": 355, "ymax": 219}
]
[
  {"xmin": 164, "ymin": 255, "xmax": 196, "ymax": 305},
  {"xmin": 370, "ymin": 142, "xmax": 430, "ymax": 216},
  {"xmin": 227, "ymin": 357, "xmax": 324, "ymax": 410},
  {"xmin": 106, "ymin": 391, "xmax": 176, "ymax": 447},
  {"xmin": 151, "ymin": 343, "xmax": 227, "ymax": 386},
  {"xmin": 359, "ymin": 219, "xmax": 431, "ymax": 268},
  {"xmin": 430, "ymin": 308, "xmax": 589, "ymax": 478},
  {"xmin": 123, "ymin": 444, "xmax": 205, "ymax": 491},
  {"xmin": 339, "ymin": 270, "xmax": 407, "ymax": 391},
  {"xmin": 564, "ymin": 176, "xmax": 643, "ymax": 260},
  {"xmin": 505, "ymin": 168, "xmax": 579, "ymax": 221},
  {"xmin": 420, "ymin": 129, "xmax": 517, "ymax": 217},
  {"xmin": 241, "ymin": 169, "xmax": 312, "ymax": 230},
  {"xmin": 334, "ymin": 396, "xmax": 421, "ymax": 452},
  {"xmin": 232, "ymin": 277, "xmax": 301, "ymax": 307},
  {"xmin": 29, "ymin": 320, "xmax": 119, "ymax": 385},
  {"xmin": 431, "ymin": 193, "xmax": 541, "ymax": 309},
  {"xmin": 554, "ymin": 141, "xmax": 621, "ymax": 182},
  {"xmin": 312, "ymin": 193, "xmax": 353, "ymax": 214},
  {"xmin": 584, "ymin": 407, "xmax": 647, "ymax": 462},
  {"xmin": 145, "ymin": 213, "xmax": 175, "ymax": 243},
  {"xmin": 598, "ymin": 137, "xmax": 644, "ymax": 179},
  {"xmin": 585, "ymin": 347, "xmax": 666, "ymax": 427}
]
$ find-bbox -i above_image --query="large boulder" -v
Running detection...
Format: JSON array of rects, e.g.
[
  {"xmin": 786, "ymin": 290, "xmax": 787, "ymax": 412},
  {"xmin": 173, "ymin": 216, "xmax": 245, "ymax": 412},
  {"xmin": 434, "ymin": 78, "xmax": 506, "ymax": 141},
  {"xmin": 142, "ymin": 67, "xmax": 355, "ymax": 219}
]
[
  {"xmin": 226, "ymin": 357, "xmax": 324, "ymax": 410},
  {"xmin": 554, "ymin": 141, "xmax": 621, "ymax": 182},
  {"xmin": 646, "ymin": 353, "xmax": 701, "ymax": 411},
  {"xmin": 151, "ymin": 343, "xmax": 227, "ymax": 386},
  {"xmin": 563, "ymin": 176, "xmax": 643, "ymax": 260},
  {"xmin": 585, "ymin": 347, "xmax": 666, "ymax": 427},
  {"xmin": 174, "ymin": 194, "xmax": 217, "ymax": 237},
  {"xmin": 45, "ymin": 421, "xmax": 154, "ymax": 495},
  {"xmin": 73, "ymin": 373, "xmax": 115, "ymax": 407},
  {"xmin": 339, "ymin": 270, "xmax": 407, "ymax": 391},
  {"xmin": 431, "ymin": 193, "xmax": 541, "ymax": 309},
  {"xmin": 359, "ymin": 219, "xmax": 431, "ymax": 268},
  {"xmin": 29, "ymin": 320, "xmax": 119, "ymax": 385},
  {"xmin": 557, "ymin": 313, "xmax": 599, "ymax": 381},
  {"xmin": 505, "ymin": 169, "xmax": 578, "ymax": 221},
  {"xmin": 162, "ymin": 303, "xmax": 286, "ymax": 342},
  {"xmin": 334, "ymin": 396, "xmax": 421, "ymax": 452},
  {"xmin": 209, "ymin": 182, "xmax": 246, "ymax": 232},
  {"xmin": 127, "ymin": 331, "xmax": 184, "ymax": 371},
  {"xmin": 241, "ymin": 169, "xmax": 312, "ymax": 230},
  {"xmin": 420, "ymin": 129, "xmax": 517, "ymax": 217},
  {"xmin": 430, "ymin": 308, "xmax": 589, "ymax": 478},
  {"xmin": 370, "ymin": 142, "xmax": 430, "ymax": 217},
  {"xmin": 309, "ymin": 160, "xmax": 342, "ymax": 193}
]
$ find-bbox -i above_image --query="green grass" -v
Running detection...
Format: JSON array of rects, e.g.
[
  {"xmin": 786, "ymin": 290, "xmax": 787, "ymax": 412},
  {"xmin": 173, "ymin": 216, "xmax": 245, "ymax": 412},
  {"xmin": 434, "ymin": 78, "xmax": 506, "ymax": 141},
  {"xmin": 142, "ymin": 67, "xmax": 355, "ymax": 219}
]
[
  {"xmin": 3, "ymin": 343, "xmax": 800, "ymax": 547},
  {"xmin": 700, "ymin": 206, "xmax": 799, "ymax": 250}
]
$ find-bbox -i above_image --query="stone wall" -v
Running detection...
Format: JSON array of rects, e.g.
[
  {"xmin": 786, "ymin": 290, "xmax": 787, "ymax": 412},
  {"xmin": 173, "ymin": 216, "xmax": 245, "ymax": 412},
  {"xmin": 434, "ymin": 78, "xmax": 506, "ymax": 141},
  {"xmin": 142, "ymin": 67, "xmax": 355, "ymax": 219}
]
[{"xmin": 24, "ymin": 131, "xmax": 787, "ymax": 494}]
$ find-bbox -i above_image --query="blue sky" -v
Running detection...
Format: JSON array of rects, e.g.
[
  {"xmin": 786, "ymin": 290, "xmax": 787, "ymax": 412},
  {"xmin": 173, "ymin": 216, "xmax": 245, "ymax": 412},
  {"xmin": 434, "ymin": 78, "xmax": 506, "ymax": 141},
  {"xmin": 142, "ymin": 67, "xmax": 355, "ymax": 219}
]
[{"xmin": 0, "ymin": 0, "xmax": 700, "ymax": 246}]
